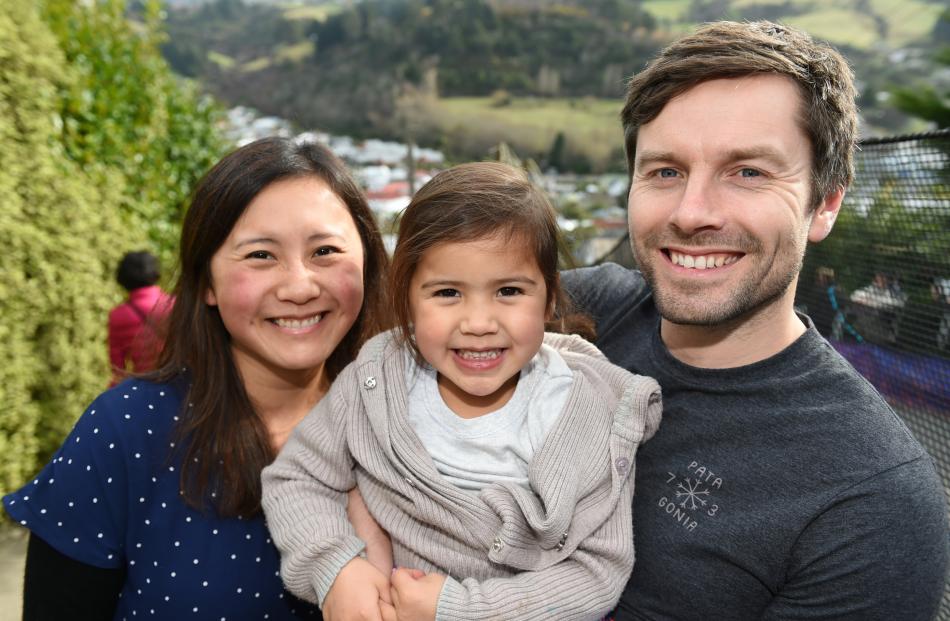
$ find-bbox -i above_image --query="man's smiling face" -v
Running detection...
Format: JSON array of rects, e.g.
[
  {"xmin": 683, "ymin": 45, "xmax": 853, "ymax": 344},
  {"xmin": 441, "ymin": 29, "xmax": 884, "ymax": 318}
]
[{"xmin": 628, "ymin": 74, "xmax": 837, "ymax": 327}]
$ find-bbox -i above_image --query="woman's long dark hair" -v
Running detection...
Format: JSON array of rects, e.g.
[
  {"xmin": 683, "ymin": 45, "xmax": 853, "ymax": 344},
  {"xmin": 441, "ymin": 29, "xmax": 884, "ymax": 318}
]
[{"xmin": 153, "ymin": 137, "xmax": 391, "ymax": 517}]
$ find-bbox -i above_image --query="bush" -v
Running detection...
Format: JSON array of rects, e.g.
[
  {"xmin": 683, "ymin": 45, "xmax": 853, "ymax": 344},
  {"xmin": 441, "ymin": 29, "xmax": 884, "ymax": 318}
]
[{"xmin": 0, "ymin": 0, "xmax": 224, "ymax": 495}]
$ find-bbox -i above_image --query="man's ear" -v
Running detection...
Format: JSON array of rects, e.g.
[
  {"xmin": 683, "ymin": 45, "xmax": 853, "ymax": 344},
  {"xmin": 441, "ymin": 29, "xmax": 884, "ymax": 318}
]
[
  {"xmin": 205, "ymin": 286, "xmax": 218, "ymax": 307},
  {"xmin": 808, "ymin": 187, "xmax": 845, "ymax": 243}
]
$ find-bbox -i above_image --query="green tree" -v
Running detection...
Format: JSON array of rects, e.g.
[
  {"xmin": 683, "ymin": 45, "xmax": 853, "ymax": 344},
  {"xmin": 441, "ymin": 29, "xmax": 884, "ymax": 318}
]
[
  {"xmin": 890, "ymin": 11, "xmax": 950, "ymax": 128},
  {"xmin": 0, "ymin": 0, "xmax": 130, "ymax": 492},
  {"xmin": 0, "ymin": 0, "xmax": 224, "ymax": 493},
  {"xmin": 43, "ymin": 0, "xmax": 224, "ymax": 268}
]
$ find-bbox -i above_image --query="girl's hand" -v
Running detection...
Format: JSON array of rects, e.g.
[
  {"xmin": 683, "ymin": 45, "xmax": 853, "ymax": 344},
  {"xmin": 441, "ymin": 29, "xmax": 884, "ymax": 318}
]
[
  {"xmin": 323, "ymin": 557, "xmax": 392, "ymax": 621},
  {"xmin": 389, "ymin": 567, "xmax": 446, "ymax": 621},
  {"xmin": 347, "ymin": 488, "xmax": 394, "ymax": 575}
]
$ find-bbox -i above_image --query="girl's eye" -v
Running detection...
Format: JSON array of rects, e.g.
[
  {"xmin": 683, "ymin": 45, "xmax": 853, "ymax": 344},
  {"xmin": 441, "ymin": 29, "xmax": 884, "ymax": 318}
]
[
  {"xmin": 245, "ymin": 250, "xmax": 272, "ymax": 260},
  {"xmin": 658, "ymin": 168, "xmax": 679, "ymax": 178},
  {"xmin": 498, "ymin": 286, "xmax": 522, "ymax": 297},
  {"xmin": 314, "ymin": 246, "xmax": 340, "ymax": 257},
  {"xmin": 433, "ymin": 288, "xmax": 460, "ymax": 298}
]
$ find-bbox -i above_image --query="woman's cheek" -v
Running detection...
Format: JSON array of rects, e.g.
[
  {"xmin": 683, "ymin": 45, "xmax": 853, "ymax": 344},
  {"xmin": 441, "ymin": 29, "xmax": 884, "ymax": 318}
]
[{"xmin": 334, "ymin": 258, "xmax": 366, "ymax": 313}]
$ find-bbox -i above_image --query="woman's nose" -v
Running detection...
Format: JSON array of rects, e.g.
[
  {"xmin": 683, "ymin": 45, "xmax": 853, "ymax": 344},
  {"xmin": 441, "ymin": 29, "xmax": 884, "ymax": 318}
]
[{"xmin": 276, "ymin": 262, "xmax": 321, "ymax": 303}]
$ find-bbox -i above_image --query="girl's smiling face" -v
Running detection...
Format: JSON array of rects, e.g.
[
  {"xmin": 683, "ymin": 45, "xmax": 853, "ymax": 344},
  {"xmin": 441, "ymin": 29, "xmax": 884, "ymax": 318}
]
[
  {"xmin": 205, "ymin": 176, "xmax": 365, "ymax": 391},
  {"xmin": 408, "ymin": 234, "xmax": 550, "ymax": 419}
]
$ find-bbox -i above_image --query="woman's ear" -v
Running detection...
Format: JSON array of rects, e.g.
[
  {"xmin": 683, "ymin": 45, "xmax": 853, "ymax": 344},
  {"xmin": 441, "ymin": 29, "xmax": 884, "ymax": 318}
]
[
  {"xmin": 205, "ymin": 287, "xmax": 217, "ymax": 306},
  {"xmin": 808, "ymin": 187, "xmax": 845, "ymax": 243}
]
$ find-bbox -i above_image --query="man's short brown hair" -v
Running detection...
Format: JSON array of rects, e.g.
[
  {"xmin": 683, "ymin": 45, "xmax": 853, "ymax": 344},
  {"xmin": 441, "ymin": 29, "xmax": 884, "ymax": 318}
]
[{"xmin": 621, "ymin": 20, "xmax": 858, "ymax": 207}]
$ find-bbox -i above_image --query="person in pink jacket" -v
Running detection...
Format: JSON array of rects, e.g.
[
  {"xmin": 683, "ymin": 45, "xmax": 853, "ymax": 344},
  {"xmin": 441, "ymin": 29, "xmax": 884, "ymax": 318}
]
[{"xmin": 108, "ymin": 251, "xmax": 173, "ymax": 385}]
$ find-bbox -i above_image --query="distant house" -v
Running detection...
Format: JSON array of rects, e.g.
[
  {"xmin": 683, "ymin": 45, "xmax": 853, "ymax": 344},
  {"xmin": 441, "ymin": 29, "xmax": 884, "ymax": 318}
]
[{"xmin": 366, "ymin": 181, "xmax": 412, "ymax": 216}]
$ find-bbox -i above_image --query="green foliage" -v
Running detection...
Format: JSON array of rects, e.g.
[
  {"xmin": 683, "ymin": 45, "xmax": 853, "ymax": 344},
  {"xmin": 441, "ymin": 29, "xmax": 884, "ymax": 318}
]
[
  {"xmin": 0, "ymin": 0, "xmax": 224, "ymax": 495},
  {"xmin": 0, "ymin": 0, "xmax": 126, "ymax": 493},
  {"xmin": 888, "ymin": 10, "xmax": 950, "ymax": 129},
  {"xmin": 44, "ymin": 0, "xmax": 224, "ymax": 269}
]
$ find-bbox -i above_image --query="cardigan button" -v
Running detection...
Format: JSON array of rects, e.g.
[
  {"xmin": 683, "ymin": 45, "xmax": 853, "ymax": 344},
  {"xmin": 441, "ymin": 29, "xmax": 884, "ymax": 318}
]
[
  {"xmin": 615, "ymin": 457, "xmax": 629, "ymax": 474},
  {"xmin": 363, "ymin": 377, "xmax": 377, "ymax": 389},
  {"xmin": 491, "ymin": 537, "xmax": 503, "ymax": 552}
]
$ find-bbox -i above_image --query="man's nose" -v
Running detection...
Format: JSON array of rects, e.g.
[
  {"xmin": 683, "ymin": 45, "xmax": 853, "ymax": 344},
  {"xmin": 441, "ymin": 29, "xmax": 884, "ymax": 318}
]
[{"xmin": 668, "ymin": 173, "xmax": 725, "ymax": 235}]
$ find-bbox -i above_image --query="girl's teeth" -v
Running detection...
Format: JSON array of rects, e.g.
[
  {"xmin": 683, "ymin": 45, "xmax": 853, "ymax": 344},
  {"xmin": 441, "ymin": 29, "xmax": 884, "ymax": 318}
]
[
  {"xmin": 458, "ymin": 349, "xmax": 501, "ymax": 360},
  {"xmin": 274, "ymin": 314, "xmax": 322, "ymax": 329}
]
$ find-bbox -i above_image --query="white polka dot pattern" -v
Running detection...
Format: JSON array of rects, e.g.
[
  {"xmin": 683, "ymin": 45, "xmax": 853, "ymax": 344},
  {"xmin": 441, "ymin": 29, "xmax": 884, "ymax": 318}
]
[{"xmin": 3, "ymin": 378, "xmax": 320, "ymax": 619}]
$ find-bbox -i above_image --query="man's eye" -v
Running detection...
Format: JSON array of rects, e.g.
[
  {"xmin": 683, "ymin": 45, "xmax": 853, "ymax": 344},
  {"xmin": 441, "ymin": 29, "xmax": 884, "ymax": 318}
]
[
  {"xmin": 433, "ymin": 288, "xmax": 460, "ymax": 298},
  {"xmin": 498, "ymin": 286, "xmax": 522, "ymax": 297},
  {"xmin": 739, "ymin": 168, "xmax": 762, "ymax": 178},
  {"xmin": 658, "ymin": 168, "xmax": 678, "ymax": 178}
]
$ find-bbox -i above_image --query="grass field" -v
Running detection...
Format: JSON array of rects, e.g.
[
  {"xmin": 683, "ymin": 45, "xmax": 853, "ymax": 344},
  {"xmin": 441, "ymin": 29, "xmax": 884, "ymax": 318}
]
[
  {"xmin": 418, "ymin": 96, "xmax": 625, "ymax": 171},
  {"xmin": 642, "ymin": 0, "xmax": 944, "ymax": 50},
  {"xmin": 641, "ymin": 0, "xmax": 691, "ymax": 22},
  {"xmin": 282, "ymin": 3, "xmax": 341, "ymax": 22}
]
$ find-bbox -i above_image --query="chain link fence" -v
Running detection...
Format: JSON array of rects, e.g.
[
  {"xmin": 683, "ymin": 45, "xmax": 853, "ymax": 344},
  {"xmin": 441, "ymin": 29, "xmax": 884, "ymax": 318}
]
[{"xmin": 594, "ymin": 129, "xmax": 950, "ymax": 617}]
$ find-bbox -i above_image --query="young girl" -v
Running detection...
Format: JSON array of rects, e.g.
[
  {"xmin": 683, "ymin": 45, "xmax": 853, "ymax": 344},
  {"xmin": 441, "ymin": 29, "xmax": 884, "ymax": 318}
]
[{"xmin": 262, "ymin": 162, "xmax": 662, "ymax": 621}]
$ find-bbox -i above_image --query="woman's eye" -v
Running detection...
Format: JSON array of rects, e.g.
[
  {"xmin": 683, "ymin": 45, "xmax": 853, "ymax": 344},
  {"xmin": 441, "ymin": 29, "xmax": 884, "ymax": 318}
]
[
  {"xmin": 245, "ymin": 250, "xmax": 272, "ymax": 260},
  {"xmin": 314, "ymin": 246, "xmax": 340, "ymax": 257},
  {"xmin": 498, "ymin": 286, "xmax": 522, "ymax": 297},
  {"xmin": 433, "ymin": 288, "xmax": 460, "ymax": 298}
]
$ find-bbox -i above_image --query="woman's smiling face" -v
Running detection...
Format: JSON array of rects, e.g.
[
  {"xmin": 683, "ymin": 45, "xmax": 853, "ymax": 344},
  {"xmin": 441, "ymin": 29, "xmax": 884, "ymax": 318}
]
[{"xmin": 205, "ymin": 176, "xmax": 365, "ymax": 389}]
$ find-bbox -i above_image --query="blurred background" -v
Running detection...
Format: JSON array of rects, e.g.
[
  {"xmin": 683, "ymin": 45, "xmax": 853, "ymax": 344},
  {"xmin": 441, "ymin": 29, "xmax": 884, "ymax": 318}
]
[{"xmin": 0, "ymin": 0, "xmax": 947, "ymax": 618}]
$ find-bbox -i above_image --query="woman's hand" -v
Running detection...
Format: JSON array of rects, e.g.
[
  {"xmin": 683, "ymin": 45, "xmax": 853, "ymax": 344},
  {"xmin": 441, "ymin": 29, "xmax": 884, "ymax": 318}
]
[
  {"xmin": 388, "ymin": 567, "xmax": 446, "ymax": 621},
  {"xmin": 323, "ymin": 557, "xmax": 392, "ymax": 621},
  {"xmin": 347, "ymin": 488, "xmax": 394, "ymax": 575}
]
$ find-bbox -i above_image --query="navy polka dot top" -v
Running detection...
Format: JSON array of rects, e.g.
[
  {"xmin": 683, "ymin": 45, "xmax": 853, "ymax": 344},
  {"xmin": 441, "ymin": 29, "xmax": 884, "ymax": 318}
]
[{"xmin": 3, "ymin": 378, "xmax": 322, "ymax": 620}]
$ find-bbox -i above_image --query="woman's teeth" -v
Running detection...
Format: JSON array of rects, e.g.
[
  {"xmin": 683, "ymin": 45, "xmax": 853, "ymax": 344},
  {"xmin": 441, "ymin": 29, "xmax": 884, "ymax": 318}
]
[{"xmin": 273, "ymin": 314, "xmax": 322, "ymax": 329}]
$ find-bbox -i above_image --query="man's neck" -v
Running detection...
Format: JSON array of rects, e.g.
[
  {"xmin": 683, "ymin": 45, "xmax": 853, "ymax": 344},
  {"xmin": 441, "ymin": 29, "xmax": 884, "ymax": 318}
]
[{"xmin": 660, "ymin": 299, "xmax": 807, "ymax": 369}]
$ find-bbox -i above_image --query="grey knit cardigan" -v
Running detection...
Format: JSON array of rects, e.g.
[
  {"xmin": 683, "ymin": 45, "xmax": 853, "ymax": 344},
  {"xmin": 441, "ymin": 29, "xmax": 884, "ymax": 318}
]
[{"xmin": 262, "ymin": 330, "xmax": 662, "ymax": 620}]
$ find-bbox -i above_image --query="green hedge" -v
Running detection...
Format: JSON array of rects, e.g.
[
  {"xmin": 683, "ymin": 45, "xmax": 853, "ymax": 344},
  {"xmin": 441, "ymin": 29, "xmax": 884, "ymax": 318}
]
[{"xmin": 0, "ymin": 0, "xmax": 224, "ymax": 495}]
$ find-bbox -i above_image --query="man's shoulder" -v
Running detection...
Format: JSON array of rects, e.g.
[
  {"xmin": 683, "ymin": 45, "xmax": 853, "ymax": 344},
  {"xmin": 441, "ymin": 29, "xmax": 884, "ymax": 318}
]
[
  {"xmin": 562, "ymin": 263, "xmax": 651, "ymax": 312},
  {"xmin": 563, "ymin": 262, "xmax": 645, "ymax": 292}
]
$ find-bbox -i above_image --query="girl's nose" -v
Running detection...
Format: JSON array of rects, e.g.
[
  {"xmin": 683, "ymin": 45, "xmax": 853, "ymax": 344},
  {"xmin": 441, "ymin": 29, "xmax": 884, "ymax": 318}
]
[{"xmin": 459, "ymin": 304, "xmax": 498, "ymax": 335}]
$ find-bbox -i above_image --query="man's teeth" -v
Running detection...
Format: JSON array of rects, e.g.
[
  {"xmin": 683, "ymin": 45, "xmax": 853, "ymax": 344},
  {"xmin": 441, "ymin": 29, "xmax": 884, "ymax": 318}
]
[
  {"xmin": 273, "ymin": 314, "xmax": 323, "ymax": 329},
  {"xmin": 457, "ymin": 349, "xmax": 502, "ymax": 360},
  {"xmin": 669, "ymin": 251, "xmax": 739, "ymax": 269}
]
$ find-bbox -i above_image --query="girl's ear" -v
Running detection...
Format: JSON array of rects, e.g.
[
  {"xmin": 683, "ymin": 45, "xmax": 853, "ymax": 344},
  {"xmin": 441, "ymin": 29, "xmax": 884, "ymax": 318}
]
[{"xmin": 546, "ymin": 276, "xmax": 559, "ymax": 322}]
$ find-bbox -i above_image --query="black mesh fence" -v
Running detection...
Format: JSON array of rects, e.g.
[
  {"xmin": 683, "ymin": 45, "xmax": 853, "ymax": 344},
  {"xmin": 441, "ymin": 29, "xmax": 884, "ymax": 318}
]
[{"xmin": 593, "ymin": 129, "xmax": 950, "ymax": 617}]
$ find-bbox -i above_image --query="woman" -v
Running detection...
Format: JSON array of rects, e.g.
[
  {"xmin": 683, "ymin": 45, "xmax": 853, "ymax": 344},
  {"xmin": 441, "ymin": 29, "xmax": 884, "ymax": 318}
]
[
  {"xmin": 108, "ymin": 250, "xmax": 174, "ymax": 386},
  {"xmin": 4, "ymin": 137, "xmax": 391, "ymax": 620}
]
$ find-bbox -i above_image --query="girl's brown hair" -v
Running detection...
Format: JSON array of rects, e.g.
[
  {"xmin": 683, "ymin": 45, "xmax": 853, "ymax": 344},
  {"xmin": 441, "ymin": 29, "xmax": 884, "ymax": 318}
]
[
  {"xmin": 390, "ymin": 161, "xmax": 592, "ymax": 362},
  {"xmin": 153, "ymin": 137, "xmax": 391, "ymax": 517}
]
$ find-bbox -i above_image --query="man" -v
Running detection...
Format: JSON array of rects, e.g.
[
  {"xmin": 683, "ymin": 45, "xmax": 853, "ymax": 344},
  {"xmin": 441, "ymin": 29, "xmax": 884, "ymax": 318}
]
[{"xmin": 563, "ymin": 21, "xmax": 948, "ymax": 619}]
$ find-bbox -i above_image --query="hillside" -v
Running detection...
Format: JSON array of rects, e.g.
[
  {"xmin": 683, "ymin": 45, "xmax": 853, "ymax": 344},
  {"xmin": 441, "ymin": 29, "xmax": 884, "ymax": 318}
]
[{"xmin": 162, "ymin": 0, "xmax": 948, "ymax": 171}]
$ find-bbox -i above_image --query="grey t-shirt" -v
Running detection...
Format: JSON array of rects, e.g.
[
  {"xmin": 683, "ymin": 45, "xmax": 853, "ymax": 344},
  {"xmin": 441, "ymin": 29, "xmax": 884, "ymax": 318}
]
[
  {"xmin": 406, "ymin": 343, "xmax": 573, "ymax": 491},
  {"xmin": 563, "ymin": 263, "xmax": 948, "ymax": 621}
]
